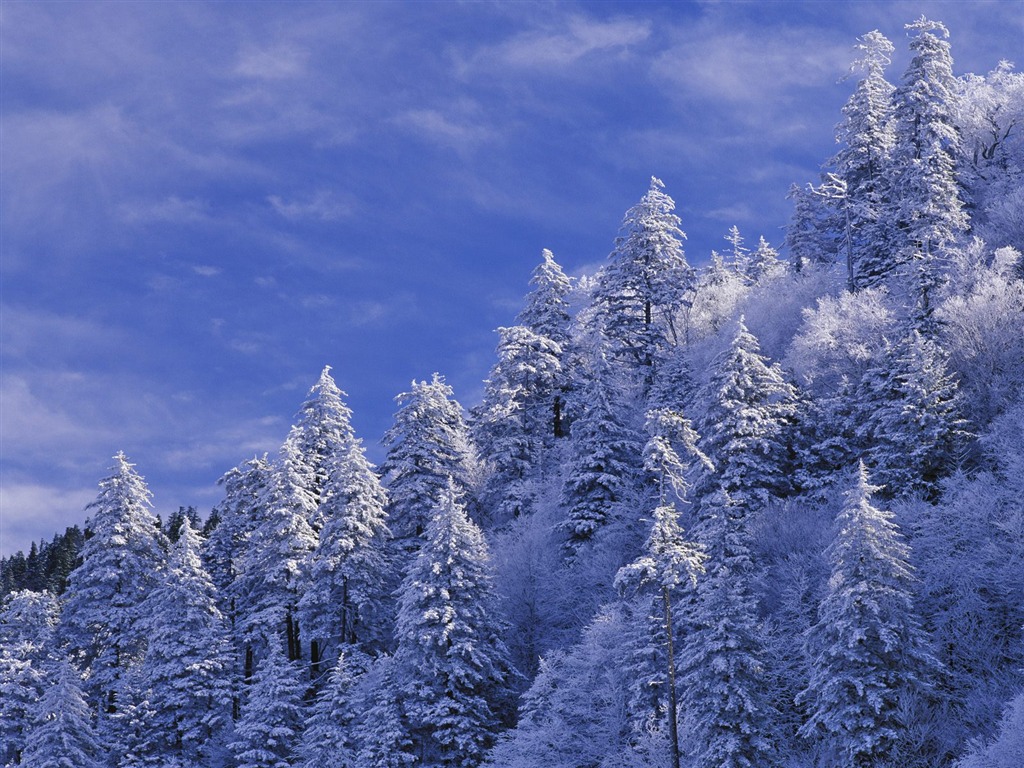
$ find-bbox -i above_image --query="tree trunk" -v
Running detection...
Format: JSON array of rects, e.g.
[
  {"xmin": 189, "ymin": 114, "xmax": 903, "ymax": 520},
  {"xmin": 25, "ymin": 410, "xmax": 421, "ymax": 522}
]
[{"xmin": 663, "ymin": 586, "xmax": 681, "ymax": 768}]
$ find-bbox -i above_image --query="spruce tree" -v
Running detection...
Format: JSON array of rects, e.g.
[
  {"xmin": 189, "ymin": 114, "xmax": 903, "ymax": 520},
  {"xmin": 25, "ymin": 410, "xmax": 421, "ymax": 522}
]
[
  {"xmin": 297, "ymin": 652, "xmax": 363, "ymax": 768},
  {"xmin": 833, "ymin": 30, "xmax": 898, "ymax": 289},
  {"xmin": 20, "ymin": 658, "xmax": 105, "ymax": 768},
  {"xmin": 593, "ymin": 177, "xmax": 694, "ymax": 379},
  {"xmin": 697, "ymin": 318, "xmax": 798, "ymax": 506},
  {"xmin": 798, "ymin": 463, "xmax": 938, "ymax": 767},
  {"xmin": 394, "ymin": 480, "xmax": 515, "ymax": 767},
  {"xmin": 517, "ymin": 248, "xmax": 573, "ymax": 347},
  {"xmin": 59, "ymin": 452, "xmax": 166, "ymax": 716},
  {"xmin": 679, "ymin": 490, "xmax": 779, "ymax": 768},
  {"xmin": 382, "ymin": 373, "xmax": 478, "ymax": 552},
  {"xmin": 139, "ymin": 519, "xmax": 233, "ymax": 765},
  {"xmin": 354, "ymin": 657, "xmax": 417, "ymax": 768},
  {"xmin": 230, "ymin": 642, "xmax": 305, "ymax": 768}
]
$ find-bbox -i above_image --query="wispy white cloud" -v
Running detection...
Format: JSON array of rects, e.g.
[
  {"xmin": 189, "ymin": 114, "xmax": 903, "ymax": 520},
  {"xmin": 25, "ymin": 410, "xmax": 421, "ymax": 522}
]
[
  {"xmin": 463, "ymin": 14, "xmax": 652, "ymax": 72},
  {"xmin": 394, "ymin": 106, "xmax": 498, "ymax": 151},
  {"xmin": 268, "ymin": 189, "xmax": 355, "ymax": 222},
  {"xmin": 0, "ymin": 483, "xmax": 96, "ymax": 555},
  {"xmin": 234, "ymin": 43, "xmax": 309, "ymax": 80}
]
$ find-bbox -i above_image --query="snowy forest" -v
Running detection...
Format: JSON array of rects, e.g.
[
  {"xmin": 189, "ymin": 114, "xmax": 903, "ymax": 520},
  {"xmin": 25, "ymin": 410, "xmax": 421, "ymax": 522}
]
[{"xmin": 3, "ymin": 17, "xmax": 1024, "ymax": 768}]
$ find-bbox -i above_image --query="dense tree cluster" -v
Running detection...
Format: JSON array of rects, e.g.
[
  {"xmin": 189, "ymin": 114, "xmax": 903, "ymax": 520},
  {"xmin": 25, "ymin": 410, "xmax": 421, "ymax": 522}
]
[{"xmin": 3, "ymin": 17, "xmax": 1023, "ymax": 768}]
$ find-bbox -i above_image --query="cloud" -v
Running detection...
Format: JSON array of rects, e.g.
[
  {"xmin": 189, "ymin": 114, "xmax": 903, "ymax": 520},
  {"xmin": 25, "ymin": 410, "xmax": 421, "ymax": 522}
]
[
  {"xmin": 118, "ymin": 196, "xmax": 211, "ymax": 225},
  {"xmin": 193, "ymin": 265, "xmax": 222, "ymax": 277},
  {"xmin": 468, "ymin": 15, "xmax": 652, "ymax": 71},
  {"xmin": 234, "ymin": 43, "xmax": 309, "ymax": 80},
  {"xmin": 268, "ymin": 189, "xmax": 355, "ymax": 222},
  {"xmin": 394, "ymin": 107, "xmax": 498, "ymax": 151}
]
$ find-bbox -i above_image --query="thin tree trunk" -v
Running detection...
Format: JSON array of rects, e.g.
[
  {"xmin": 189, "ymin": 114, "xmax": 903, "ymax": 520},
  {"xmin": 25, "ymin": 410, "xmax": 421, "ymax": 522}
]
[{"xmin": 663, "ymin": 586, "xmax": 681, "ymax": 768}]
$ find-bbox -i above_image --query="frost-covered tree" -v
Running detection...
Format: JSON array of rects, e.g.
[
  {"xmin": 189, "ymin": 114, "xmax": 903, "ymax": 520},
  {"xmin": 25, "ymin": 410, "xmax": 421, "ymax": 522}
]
[
  {"xmin": 785, "ymin": 183, "xmax": 836, "ymax": 273},
  {"xmin": 594, "ymin": 177, "xmax": 694, "ymax": 379},
  {"xmin": 517, "ymin": 248, "xmax": 573, "ymax": 346},
  {"xmin": 833, "ymin": 30, "xmax": 898, "ymax": 288},
  {"xmin": 59, "ymin": 452, "xmax": 166, "ymax": 715},
  {"xmin": 853, "ymin": 328, "xmax": 963, "ymax": 499},
  {"xmin": 559, "ymin": 349, "xmax": 644, "ymax": 556},
  {"xmin": 891, "ymin": 17, "xmax": 969, "ymax": 289},
  {"xmin": 679, "ymin": 489, "xmax": 779, "ymax": 768},
  {"xmin": 747, "ymin": 236, "xmax": 786, "ymax": 284},
  {"xmin": 230, "ymin": 642, "xmax": 305, "ymax": 768},
  {"xmin": 296, "ymin": 652, "xmax": 363, "ymax": 768},
  {"xmin": 394, "ymin": 480, "xmax": 515, "ymax": 767},
  {"xmin": 235, "ymin": 457, "xmax": 318, "ymax": 663},
  {"xmin": 697, "ymin": 317, "xmax": 798, "ymax": 505},
  {"xmin": 139, "ymin": 518, "xmax": 233, "ymax": 765},
  {"xmin": 382, "ymin": 373, "xmax": 478, "ymax": 552},
  {"xmin": 0, "ymin": 590, "xmax": 59, "ymax": 765},
  {"xmin": 798, "ymin": 463, "xmax": 938, "ymax": 767},
  {"xmin": 474, "ymin": 325, "xmax": 563, "ymax": 524},
  {"xmin": 280, "ymin": 366, "xmax": 358, "ymax": 532},
  {"xmin": 354, "ymin": 656, "xmax": 417, "ymax": 768},
  {"xmin": 20, "ymin": 658, "xmax": 105, "ymax": 768},
  {"xmin": 299, "ymin": 433, "xmax": 390, "ymax": 659}
]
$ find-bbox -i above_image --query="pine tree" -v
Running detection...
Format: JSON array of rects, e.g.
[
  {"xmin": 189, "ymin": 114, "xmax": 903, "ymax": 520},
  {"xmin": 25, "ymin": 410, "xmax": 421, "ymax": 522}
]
[
  {"xmin": 698, "ymin": 318, "xmax": 798, "ymax": 506},
  {"xmin": 474, "ymin": 324, "xmax": 563, "ymax": 523},
  {"xmin": 785, "ymin": 182, "xmax": 837, "ymax": 273},
  {"xmin": 382, "ymin": 373, "xmax": 478, "ymax": 552},
  {"xmin": 354, "ymin": 657, "xmax": 417, "ymax": 768},
  {"xmin": 280, "ymin": 365, "xmax": 359, "ymax": 532},
  {"xmin": 230, "ymin": 642, "xmax": 306, "ymax": 768},
  {"xmin": 593, "ymin": 177, "xmax": 694, "ymax": 379},
  {"xmin": 679, "ymin": 490, "xmax": 779, "ymax": 768},
  {"xmin": 20, "ymin": 658, "xmax": 105, "ymax": 768},
  {"xmin": 559, "ymin": 350, "xmax": 644, "ymax": 556},
  {"xmin": 299, "ymin": 433, "xmax": 390, "ymax": 658},
  {"xmin": 853, "ymin": 329, "xmax": 963, "ymax": 499},
  {"xmin": 891, "ymin": 17, "xmax": 969, "ymax": 290},
  {"xmin": 517, "ymin": 248, "xmax": 573, "ymax": 346},
  {"xmin": 798, "ymin": 463, "xmax": 938, "ymax": 767},
  {"xmin": 297, "ymin": 652, "xmax": 364, "ymax": 768},
  {"xmin": 832, "ymin": 30, "xmax": 898, "ymax": 289},
  {"xmin": 747, "ymin": 235, "xmax": 786, "ymax": 284},
  {"xmin": 139, "ymin": 519, "xmax": 233, "ymax": 765},
  {"xmin": 394, "ymin": 480, "xmax": 515, "ymax": 768},
  {"xmin": 59, "ymin": 452, "xmax": 166, "ymax": 716}
]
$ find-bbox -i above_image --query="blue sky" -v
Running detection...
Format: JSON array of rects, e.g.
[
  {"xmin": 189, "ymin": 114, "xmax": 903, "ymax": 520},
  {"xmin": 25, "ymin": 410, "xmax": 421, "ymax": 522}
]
[{"xmin": 1, "ymin": 0, "xmax": 1021, "ymax": 555}]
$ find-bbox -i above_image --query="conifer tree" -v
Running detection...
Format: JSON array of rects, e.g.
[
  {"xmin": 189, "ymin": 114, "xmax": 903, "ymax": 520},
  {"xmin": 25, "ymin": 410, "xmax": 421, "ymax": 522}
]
[
  {"xmin": 853, "ymin": 329, "xmax": 963, "ymax": 499},
  {"xmin": 593, "ymin": 177, "xmax": 694, "ymax": 378},
  {"xmin": 559, "ymin": 350, "xmax": 644, "ymax": 556},
  {"xmin": 299, "ymin": 433, "xmax": 390, "ymax": 658},
  {"xmin": 354, "ymin": 657, "xmax": 417, "ymax": 768},
  {"xmin": 474, "ymin": 324, "xmax": 563, "ymax": 523},
  {"xmin": 798, "ymin": 463, "xmax": 938, "ymax": 767},
  {"xmin": 230, "ymin": 642, "xmax": 305, "ymax": 768},
  {"xmin": 394, "ymin": 480, "xmax": 515, "ymax": 768},
  {"xmin": 517, "ymin": 248, "xmax": 573, "ymax": 346},
  {"xmin": 297, "ymin": 652, "xmax": 363, "ymax": 768},
  {"xmin": 59, "ymin": 452, "xmax": 166, "ymax": 715},
  {"xmin": 280, "ymin": 365, "xmax": 358, "ymax": 532},
  {"xmin": 747, "ymin": 235, "xmax": 786, "ymax": 284},
  {"xmin": 698, "ymin": 318, "xmax": 798, "ymax": 506},
  {"xmin": 679, "ymin": 489, "xmax": 779, "ymax": 768},
  {"xmin": 891, "ymin": 17, "xmax": 969, "ymax": 287},
  {"xmin": 382, "ymin": 373, "xmax": 478, "ymax": 551},
  {"xmin": 139, "ymin": 519, "xmax": 233, "ymax": 765},
  {"xmin": 833, "ymin": 30, "xmax": 898, "ymax": 288},
  {"xmin": 20, "ymin": 658, "xmax": 105, "ymax": 768}
]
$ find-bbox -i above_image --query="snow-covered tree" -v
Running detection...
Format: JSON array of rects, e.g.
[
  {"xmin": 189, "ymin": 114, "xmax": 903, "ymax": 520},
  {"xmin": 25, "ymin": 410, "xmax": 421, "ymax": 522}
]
[
  {"xmin": 891, "ymin": 17, "xmax": 969, "ymax": 289},
  {"xmin": 20, "ymin": 658, "xmax": 105, "ymax": 768},
  {"xmin": 0, "ymin": 590, "xmax": 59, "ymax": 765},
  {"xmin": 474, "ymin": 325, "xmax": 563, "ymax": 524},
  {"xmin": 517, "ymin": 248, "xmax": 573, "ymax": 346},
  {"xmin": 139, "ymin": 518, "xmax": 233, "ymax": 765},
  {"xmin": 853, "ymin": 328, "xmax": 964, "ymax": 499},
  {"xmin": 747, "ymin": 236, "xmax": 786, "ymax": 284},
  {"xmin": 798, "ymin": 463, "xmax": 938, "ymax": 767},
  {"xmin": 679, "ymin": 489, "xmax": 779, "ymax": 768},
  {"xmin": 354, "ymin": 656, "xmax": 417, "ymax": 768},
  {"xmin": 697, "ymin": 317, "xmax": 798, "ymax": 506},
  {"xmin": 394, "ymin": 480, "xmax": 515, "ymax": 768},
  {"xmin": 296, "ymin": 652, "xmax": 364, "ymax": 768},
  {"xmin": 279, "ymin": 365, "xmax": 358, "ymax": 532},
  {"xmin": 299, "ymin": 432, "xmax": 390, "ymax": 659},
  {"xmin": 833, "ymin": 30, "xmax": 898, "ymax": 289},
  {"xmin": 230, "ymin": 642, "xmax": 305, "ymax": 768},
  {"xmin": 593, "ymin": 177, "xmax": 694, "ymax": 379},
  {"xmin": 382, "ymin": 373, "xmax": 478, "ymax": 552},
  {"xmin": 559, "ymin": 349, "xmax": 644, "ymax": 557},
  {"xmin": 59, "ymin": 452, "xmax": 166, "ymax": 715}
]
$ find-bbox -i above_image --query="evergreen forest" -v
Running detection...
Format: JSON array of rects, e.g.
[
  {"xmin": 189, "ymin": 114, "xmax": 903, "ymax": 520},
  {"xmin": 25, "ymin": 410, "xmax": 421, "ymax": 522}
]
[{"xmin": 2, "ymin": 17, "xmax": 1024, "ymax": 768}]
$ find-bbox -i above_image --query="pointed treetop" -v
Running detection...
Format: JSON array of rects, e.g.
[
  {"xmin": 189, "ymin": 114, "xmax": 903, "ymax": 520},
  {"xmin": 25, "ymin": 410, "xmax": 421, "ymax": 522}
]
[
  {"xmin": 851, "ymin": 30, "xmax": 894, "ymax": 74},
  {"xmin": 906, "ymin": 15, "xmax": 949, "ymax": 39}
]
